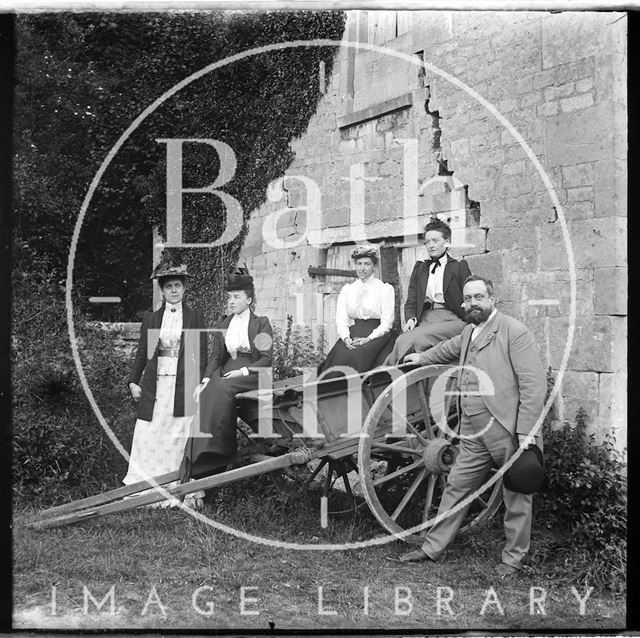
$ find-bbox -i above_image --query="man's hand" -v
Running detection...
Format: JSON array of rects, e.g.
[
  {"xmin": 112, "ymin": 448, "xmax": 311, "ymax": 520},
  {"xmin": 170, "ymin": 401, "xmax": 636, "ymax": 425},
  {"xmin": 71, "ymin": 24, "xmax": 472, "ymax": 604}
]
[
  {"xmin": 129, "ymin": 383, "xmax": 142, "ymax": 402},
  {"xmin": 404, "ymin": 317, "xmax": 417, "ymax": 332},
  {"xmin": 517, "ymin": 433, "xmax": 537, "ymax": 448},
  {"xmin": 223, "ymin": 370, "xmax": 244, "ymax": 378},
  {"xmin": 403, "ymin": 353, "xmax": 422, "ymax": 365}
]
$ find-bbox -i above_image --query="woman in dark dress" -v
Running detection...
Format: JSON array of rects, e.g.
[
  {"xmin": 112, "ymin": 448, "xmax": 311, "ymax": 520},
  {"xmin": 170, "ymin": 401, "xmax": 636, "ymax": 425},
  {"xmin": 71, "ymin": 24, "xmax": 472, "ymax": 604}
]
[
  {"xmin": 124, "ymin": 258, "xmax": 207, "ymax": 508},
  {"xmin": 318, "ymin": 245, "xmax": 395, "ymax": 377},
  {"xmin": 180, "ymin": 269, "xmax": 273, "ymax": 481}
]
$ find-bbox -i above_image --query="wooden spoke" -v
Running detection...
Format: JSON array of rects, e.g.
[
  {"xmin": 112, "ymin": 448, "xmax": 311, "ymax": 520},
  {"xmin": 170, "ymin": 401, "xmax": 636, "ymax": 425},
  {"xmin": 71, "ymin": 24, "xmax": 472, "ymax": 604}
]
[
  {"xmin": 443, "ymin": 376, "xmax": 457, "ymax": 416},
  {"xmin": 371, "ymin": 442, "xmax": 422, "ymax": 456},
  {"xmin": 388, "ymin": 403, "xmax": 429, "ymax": 447},
  {"xmin": 359, "ymin": 365, "xmax": 504, "ymax": 545},
  {"xmin": 373, "ymin": 459, "xmax": 424, "ymax": 487},
  {"xmin": 402, "ymin": 420, "xmax": 430, "ymax": 447},
  {"xmin": 391, "ymin": 468, "xmax": 428, "ymax": 521},
  {"xmin": 422, "ymin": 473, "xmax": 439, "ymax": 523},
  {"xmin": 416, "ymin": 381, "xmax": 435, "ymax": 440}
]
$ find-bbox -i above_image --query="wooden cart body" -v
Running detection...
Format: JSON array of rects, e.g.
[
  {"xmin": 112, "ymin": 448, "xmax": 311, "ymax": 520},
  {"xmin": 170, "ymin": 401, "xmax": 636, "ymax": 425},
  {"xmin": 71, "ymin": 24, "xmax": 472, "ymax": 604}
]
[{"xmin": 29, "ymin": 364, "xmax": 503, "ymax": 541}]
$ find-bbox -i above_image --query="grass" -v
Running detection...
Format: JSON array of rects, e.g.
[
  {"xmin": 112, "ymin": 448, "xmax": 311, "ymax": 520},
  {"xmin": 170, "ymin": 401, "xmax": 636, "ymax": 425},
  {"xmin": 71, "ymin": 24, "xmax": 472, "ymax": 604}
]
[{"xmin": 13, "ymin": 477, "xmax": 625, "ymax": 631}]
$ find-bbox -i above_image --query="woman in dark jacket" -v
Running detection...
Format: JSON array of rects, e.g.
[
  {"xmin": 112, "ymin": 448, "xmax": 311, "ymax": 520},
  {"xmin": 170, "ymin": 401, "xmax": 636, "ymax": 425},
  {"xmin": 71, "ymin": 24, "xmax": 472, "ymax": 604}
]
[
  {"xmin": 384, "ymin": 218, "xmax": 471, "ymax": 365},
  {"xmin": 180, "ymin": 269, "xmax": 273, "ymax": 481},
  {"xmin": 124, "ymin": 259, "xmax": 207, "ymax": 507}
]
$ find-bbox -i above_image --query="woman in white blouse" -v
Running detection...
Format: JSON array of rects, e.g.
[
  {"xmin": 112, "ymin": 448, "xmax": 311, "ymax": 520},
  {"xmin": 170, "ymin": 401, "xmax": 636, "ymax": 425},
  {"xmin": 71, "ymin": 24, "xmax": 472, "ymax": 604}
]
[
  {"xmin": 124, "ymin": 258, "xmax": 207, "ymax": 508},
  {"xmin": 318, "ymin": 245, "xmax": 396, "ymax": 376},
  {"xmin": 180, "ymin": 269, "xmax": 273, "ymax": 481}
]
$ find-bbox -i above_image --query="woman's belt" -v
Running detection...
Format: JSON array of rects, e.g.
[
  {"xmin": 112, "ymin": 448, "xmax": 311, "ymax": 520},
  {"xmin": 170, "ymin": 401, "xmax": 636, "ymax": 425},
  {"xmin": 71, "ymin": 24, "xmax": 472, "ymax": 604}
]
[
  {"xmin": 231, "ymin": 351, "xmax": 253, "ymax": 359},
  {"xmin": 158, "ymin": 348, "xmax": 180, "ymax": 357},
  {"xmin": 353, "ymin": 318, "xmax": 381, "ymax": 326}
]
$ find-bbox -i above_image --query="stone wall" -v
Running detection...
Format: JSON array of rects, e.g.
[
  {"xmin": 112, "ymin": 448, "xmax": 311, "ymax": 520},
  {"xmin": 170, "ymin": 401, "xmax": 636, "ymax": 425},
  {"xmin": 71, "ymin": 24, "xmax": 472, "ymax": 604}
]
[
  {"xmin": 237, "ymin": 10, "xmax": 627, "ymax": 447},
  {"xmin": 87, "ymin": 322, "xmax": 141, "ymax": 359}
]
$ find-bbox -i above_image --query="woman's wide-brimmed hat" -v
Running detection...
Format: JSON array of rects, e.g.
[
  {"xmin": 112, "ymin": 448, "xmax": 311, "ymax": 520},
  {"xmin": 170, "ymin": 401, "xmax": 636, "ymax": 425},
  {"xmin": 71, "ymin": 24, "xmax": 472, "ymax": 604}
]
[
  {"xmin": 149, "ymin": 256, "xmax": 192, "ymax": 280},
  {"xmin": 351, "ymin": 244, "xmax": 379, "ymax": 263},
  {"xmin": 226, "ymin": 267, "xmax": 254, "ymax": 291}
]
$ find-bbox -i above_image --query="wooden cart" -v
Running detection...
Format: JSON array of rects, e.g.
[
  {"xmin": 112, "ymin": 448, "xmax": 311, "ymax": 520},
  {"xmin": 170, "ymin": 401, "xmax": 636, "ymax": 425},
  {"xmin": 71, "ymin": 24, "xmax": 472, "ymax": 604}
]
[{"xmin": 28, "ymin": 364, "xmax": 503, "ymax": 543}]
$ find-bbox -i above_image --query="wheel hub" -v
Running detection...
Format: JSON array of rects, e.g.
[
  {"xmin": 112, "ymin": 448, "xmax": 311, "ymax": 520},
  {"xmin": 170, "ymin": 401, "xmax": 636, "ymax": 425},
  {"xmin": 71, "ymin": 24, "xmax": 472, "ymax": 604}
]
[{"xmin": 422, "ymin": 438, "xmax": 458, "ymax": 474}]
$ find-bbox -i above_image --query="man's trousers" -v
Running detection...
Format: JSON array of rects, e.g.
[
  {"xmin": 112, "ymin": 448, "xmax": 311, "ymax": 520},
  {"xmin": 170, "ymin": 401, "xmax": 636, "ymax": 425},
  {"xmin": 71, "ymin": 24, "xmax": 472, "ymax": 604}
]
[{"xmin": 420, "ymin": 406, "xmax": 533, "ymax": 569}]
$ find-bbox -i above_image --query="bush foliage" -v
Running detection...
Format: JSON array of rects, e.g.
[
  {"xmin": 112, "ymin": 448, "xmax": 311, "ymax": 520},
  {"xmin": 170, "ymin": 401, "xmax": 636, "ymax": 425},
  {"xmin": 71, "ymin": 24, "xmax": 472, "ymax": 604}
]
[
  {"xmin": 533, "ymin": 373, "xmax": 627, "ymax": 593},
  {"xmin": 272, "ymin": 315, "xmax": 323, "ymax": 381},
  {"xmin": 12, "ymin": 280, "xmax": 133, "ymax": 502}
]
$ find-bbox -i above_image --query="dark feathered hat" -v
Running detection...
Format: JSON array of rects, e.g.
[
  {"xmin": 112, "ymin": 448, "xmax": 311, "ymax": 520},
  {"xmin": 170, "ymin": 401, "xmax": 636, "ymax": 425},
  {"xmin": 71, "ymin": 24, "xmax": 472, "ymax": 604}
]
[
  {"xmin": 150, "ymin": 255, "xmax": 191, "ymax": 280},
  {"xmin": 503, "ymin": 445, "xmax": 545, "ymax": 494},
  {"xmin": 226, "ymin": 266, "xmax": 254, "ymax": 291}
]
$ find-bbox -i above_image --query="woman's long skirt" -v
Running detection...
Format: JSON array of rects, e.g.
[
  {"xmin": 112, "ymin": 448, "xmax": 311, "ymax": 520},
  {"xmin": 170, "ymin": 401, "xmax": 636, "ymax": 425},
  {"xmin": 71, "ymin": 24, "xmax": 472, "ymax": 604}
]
[
  {"xmin": 384, "ymin": 308, "xmax": 467, "ymax": 366},
  {"xmin": 180, "ymin": 353, "xmax": 259, "ymax": 481},
  {"xmin": 123, "ymin": 373, "xmax": 193, "ymax": 497},
  {"xmin": 317, "ymin": 319, "xmax": 396, "ymax": 379}
]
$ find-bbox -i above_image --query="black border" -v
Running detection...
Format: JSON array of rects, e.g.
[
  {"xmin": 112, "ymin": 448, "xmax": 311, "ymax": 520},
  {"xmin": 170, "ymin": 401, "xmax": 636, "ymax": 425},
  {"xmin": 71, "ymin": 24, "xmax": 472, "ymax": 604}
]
[{"xmin": 0, "ymin": 10, "xmax": 15, "ymax": 635}]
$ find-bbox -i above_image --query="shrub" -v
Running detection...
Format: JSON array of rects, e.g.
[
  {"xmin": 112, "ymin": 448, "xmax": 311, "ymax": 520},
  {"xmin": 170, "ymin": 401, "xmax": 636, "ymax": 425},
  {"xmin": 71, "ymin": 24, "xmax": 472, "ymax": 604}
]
[
  {"xmin": 533, "ymin": 372, "xmax": 627, "ymax": 593},
  {"xmin": 12, "ymin": 279, "xmax": 133, "ymax": 504},
  {"xmin": 271, "ymin": 315, "xmax": 323, "ymax": 381}
]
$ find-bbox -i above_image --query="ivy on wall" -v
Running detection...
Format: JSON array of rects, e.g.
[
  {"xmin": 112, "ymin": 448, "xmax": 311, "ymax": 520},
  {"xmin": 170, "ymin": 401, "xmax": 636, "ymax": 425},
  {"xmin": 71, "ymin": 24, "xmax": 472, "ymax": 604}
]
[
  {"xmin": 14, "ymin": 11, "xmax": 346, "ymax": 323},
  {"xmin": 12, "ymin": 12, "xmax": 345, "ymax": 497}
]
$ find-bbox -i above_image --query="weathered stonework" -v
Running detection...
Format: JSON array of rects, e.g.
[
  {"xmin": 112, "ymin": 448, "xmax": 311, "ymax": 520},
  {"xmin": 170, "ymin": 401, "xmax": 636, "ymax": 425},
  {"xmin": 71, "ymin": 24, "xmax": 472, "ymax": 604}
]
[
  {"xmin": 87, "ymin": 322, "xmax": 140, "ymax": 358},
  {"xmin": 237, "ymin": 10, "xmax": 627, "ymax": 447}
]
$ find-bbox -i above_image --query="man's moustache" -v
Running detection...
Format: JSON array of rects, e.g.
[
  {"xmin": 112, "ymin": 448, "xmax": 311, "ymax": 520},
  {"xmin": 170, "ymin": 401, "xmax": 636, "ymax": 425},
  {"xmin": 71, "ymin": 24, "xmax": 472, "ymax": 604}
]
[{"xmin": 465, "ymin": 309, "xmax": 484, "ymax": 324}]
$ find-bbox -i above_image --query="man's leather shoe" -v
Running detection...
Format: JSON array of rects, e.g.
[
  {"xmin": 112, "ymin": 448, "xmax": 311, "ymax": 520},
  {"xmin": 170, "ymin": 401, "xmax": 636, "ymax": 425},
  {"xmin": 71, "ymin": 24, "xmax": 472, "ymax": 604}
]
[
  {"xmin": 399, "ymin": 548, "xmax": 434, "ymax": 563},
  {"xmin": 494, "ymin": 562, "xmax": 520, "ymax": 578}
]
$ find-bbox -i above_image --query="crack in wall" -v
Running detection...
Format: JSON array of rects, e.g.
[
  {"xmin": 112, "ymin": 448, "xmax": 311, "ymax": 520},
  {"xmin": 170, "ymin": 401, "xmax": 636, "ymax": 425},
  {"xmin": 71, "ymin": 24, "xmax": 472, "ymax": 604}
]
[{"xmin": 423, "ymin": 83, "xmax": 481, "ymax": 230}]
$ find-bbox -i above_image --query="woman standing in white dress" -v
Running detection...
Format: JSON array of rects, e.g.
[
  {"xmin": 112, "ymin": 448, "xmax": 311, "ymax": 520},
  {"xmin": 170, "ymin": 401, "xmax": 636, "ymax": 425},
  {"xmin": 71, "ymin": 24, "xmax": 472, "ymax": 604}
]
[
  {"xmin": 318, "ymin": 245, "xmax": 396, "ymax": 377},
  {"xmin": 123, "ymin": 258, "xmax": 207, "ymax": 506}
]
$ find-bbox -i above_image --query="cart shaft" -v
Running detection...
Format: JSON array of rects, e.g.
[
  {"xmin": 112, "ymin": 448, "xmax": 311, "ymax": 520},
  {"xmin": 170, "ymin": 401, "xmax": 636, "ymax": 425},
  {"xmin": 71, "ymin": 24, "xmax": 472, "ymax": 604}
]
[{"xmin": 28, "ymin": 447, "xmax": 319, "ymax": 530}]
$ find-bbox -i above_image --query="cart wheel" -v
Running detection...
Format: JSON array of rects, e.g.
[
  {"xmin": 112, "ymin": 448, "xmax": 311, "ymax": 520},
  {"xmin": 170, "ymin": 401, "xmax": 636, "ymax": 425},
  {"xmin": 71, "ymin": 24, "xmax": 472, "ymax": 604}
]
[
  {"xmin": 268, "ymin": 455, "xmax": 366, "ymax": 516},
  {"xmin": 358, "ymin": 365, "xmax": 502, "ymax": 545}
]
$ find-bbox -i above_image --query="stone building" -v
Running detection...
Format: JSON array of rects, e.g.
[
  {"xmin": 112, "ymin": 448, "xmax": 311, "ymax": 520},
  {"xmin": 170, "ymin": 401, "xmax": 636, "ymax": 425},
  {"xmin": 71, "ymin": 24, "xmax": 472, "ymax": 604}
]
[{"xmin": 237, "ymin": 10, "xmax": 627, "ymax": 447}]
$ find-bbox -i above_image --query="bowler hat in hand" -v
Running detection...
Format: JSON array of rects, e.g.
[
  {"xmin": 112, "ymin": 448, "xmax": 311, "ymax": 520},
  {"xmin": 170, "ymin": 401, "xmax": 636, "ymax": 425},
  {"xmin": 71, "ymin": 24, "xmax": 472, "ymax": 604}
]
[{"xmin": 504, "ymin": 445, "xmax": 544, "ymax": 494}]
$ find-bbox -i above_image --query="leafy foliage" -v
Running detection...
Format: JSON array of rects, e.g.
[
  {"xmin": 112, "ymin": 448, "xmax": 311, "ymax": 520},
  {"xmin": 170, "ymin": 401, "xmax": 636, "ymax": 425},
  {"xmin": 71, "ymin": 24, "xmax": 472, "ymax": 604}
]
[
  {"xmin": 13, "ymin": 12, "xmax": 345, "ymax": 502},
  {"xmin": 12, "ymin": 279, "xmax": 133, "ymax": 502},
  {"xmin": 14, "ymin": 11, "xmax": 345, "ymax": 323},
  {"xmin": 271, "ymin": 314, "xmax": 323, "ymax": 381},
  {"xmin": 533, "ymin": 372, "xmax": 627, "ymax": 592}
]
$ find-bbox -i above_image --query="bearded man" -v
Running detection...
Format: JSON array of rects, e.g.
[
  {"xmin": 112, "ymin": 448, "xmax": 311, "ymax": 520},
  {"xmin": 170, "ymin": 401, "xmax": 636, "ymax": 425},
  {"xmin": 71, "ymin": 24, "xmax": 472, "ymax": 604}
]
[{"xmin": 399, "ymin": 275, "xmax": 547, "ymax": 578}]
